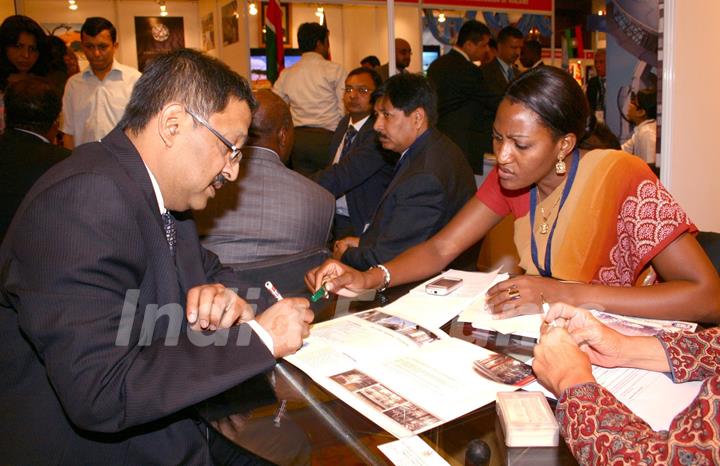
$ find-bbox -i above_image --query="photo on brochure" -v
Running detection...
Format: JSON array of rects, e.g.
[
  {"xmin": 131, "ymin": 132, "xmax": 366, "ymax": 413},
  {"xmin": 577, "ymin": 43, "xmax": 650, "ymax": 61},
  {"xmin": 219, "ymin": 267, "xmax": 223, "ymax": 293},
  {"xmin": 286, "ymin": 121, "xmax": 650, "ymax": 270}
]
[
  {"xmin": 355, "ymin": 309, "xmax": 441, "ymax": 346},
  {"xmin": 473, "ymin": 354, "xmax": 536, "ymax": 386}
]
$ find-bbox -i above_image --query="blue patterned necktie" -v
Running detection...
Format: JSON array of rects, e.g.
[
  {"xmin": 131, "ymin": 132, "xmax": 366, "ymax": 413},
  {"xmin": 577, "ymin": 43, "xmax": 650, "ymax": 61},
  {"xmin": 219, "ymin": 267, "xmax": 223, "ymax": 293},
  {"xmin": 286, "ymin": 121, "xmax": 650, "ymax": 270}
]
[
  {"xmin": 162, "ymin": 211, "xmax": 177, "ymax": 256},
  {"xmin": 339, "ymin": 125, "xmax": 358, "ymax": 160},
  {"xmin": 506, "ymin": 65, "xmax": 515, "ymax": 83}
]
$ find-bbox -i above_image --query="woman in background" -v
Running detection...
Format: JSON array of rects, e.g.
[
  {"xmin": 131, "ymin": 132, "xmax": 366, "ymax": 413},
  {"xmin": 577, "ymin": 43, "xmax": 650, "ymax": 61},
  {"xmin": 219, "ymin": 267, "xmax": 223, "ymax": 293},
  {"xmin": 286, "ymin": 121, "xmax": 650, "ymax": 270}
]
[{"xmin": 0, "ymin": 15, "xmax": 50, "ymax": 133}]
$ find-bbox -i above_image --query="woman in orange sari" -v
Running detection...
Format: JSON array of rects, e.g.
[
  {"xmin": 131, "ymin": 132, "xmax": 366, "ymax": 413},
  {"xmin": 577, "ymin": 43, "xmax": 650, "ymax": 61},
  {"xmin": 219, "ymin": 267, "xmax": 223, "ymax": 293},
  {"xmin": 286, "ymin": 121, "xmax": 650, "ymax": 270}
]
[{"xmin": 306, "ymin": 66, "xmax": 720, "ymax": 322}]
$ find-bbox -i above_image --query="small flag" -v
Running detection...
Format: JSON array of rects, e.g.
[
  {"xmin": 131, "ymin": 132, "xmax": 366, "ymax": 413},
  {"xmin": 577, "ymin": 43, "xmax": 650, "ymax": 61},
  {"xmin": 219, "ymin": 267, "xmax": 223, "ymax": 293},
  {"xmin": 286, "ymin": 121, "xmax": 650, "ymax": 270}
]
[
  {"xmin": 265, "ymin": 0, "xmax": 284, "ymax": 83},
  {"xmin": 574, "ymin": 25, "xmax": 584, "ymax": 59}
]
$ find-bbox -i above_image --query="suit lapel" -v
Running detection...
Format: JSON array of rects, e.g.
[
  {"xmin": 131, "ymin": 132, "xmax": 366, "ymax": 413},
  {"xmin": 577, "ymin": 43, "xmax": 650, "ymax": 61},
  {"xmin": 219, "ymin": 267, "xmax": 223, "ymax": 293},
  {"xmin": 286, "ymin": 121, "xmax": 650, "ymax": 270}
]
[
  {"xmin": 99, "ymin": 128, "xmax": 184, "ymax": 300},
  {"xmin": 328, "ymin": 116, "xmax": 350, "ymax": 157}
]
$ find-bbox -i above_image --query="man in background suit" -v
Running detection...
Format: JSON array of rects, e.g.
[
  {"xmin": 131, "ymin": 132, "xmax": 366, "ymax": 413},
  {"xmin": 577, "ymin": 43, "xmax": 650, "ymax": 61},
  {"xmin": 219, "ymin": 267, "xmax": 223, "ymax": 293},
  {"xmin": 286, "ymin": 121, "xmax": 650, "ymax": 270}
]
[
  {"xmin": 0, "ymin": 49, "xmax": 313, "ymax": 465},
  {"xmin": 333, "ymin": 73, "xmax": 475, "ymax": 270},
  {"xmin": 315, "ymin": 67, "xmax": 396, "ymax": 239},
  {"xmin": 427, "ymin": 20, "xmax": 495, "ymax": 182},
  {"xmin": 519, "ymin": 39, "xmax": 544, "ymax": 70},
  {"xmin": 478, "ymin": 26, "xmax": 524, "ymax": 160},
  {"xmin": 196, "ymin": 89, "xmax": 334, "ymax": 264},
  {"xmin": 377, "ymin": 38, "xmax": 412, "ymax": 81},
  {"xmin": 586, "ymin": 48, "xmax": 607, "ymax": 122},
  {"xmin": 0, "ymin": 76, "xmax": 69, "ymax": 240}
]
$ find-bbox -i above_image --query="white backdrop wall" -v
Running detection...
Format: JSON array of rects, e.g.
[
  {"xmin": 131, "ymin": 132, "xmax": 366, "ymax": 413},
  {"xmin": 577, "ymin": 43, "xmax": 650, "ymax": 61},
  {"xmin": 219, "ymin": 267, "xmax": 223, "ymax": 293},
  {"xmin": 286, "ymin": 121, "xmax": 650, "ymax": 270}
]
[
  {"xmin": 22, "ymin": 0, "xmax": 201, "ymax": 70},
  {"xmin": 663, "ymin": 0, "xmax": 720, "ymax": 231}
]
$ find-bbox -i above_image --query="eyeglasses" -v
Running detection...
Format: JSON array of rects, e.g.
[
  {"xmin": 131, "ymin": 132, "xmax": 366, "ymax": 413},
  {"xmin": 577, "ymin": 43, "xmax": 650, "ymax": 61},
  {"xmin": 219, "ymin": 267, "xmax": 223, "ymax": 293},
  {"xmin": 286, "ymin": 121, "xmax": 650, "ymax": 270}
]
[
  {"xmin": 185, "ymin": 108, "xmax": 242, "ymax": 164},
  {"xmin": 344, "ymin": 86, "xmax": 373, "ymax": 96}
]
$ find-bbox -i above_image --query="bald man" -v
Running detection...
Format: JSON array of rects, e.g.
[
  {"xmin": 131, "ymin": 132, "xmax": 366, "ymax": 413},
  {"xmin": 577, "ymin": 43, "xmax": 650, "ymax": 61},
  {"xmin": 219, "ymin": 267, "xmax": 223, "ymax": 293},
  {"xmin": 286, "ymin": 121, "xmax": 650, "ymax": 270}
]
[
  {"xmin": 195, "ymin": 90, "xmax": 334, "ymax": 264},
  {"xmin": 378, "ymin": 38, "xmax": 412, "ymax": 81}
]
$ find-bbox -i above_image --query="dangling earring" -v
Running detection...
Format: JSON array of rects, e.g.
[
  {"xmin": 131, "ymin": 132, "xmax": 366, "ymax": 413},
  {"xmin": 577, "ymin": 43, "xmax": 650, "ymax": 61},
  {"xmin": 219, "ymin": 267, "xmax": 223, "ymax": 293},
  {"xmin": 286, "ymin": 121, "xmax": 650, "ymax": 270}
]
[{"xmin": 555, "ymin": 156, "xmax": 567, "ymax": 175}]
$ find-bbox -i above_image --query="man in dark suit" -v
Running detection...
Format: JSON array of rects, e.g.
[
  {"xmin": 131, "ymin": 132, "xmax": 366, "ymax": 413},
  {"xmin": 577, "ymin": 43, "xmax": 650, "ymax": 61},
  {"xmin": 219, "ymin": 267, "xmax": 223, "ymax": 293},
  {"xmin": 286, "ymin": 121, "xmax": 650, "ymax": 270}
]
[
  {"xmin": 333, "ymin": 73, "xmax": 475, "ymax": 270},
  {"xmin": 586, "ymin": 48, "xmax": 606, "ymax": 122},
  {"xmin": 315, "ymin": 67, "xmax": 396, "ymax": 239},
  {"xmin": 377, "ymin": 38, "xmax": 412, "ymax": 82},
  {"xmin": 478, "ymin": 26, "xmax": 524, "ymax": 160},
  {"xmin": 196, "ymin": 89, "xmax": 334, "ymax": 264},
  {"xmin": 427, "ymin": 20, "xmax": 496, "ymax": 179},
  {"xmin": 520, "ymin": 39, "xmax": 544, "ymax": 70},
  {"xmin": 0, "ymin": 49, "xmax": 313, "ymax": 465},
  {"xmin": 0, "ymin": 76, "xmax": 70, "ymax": 240}
]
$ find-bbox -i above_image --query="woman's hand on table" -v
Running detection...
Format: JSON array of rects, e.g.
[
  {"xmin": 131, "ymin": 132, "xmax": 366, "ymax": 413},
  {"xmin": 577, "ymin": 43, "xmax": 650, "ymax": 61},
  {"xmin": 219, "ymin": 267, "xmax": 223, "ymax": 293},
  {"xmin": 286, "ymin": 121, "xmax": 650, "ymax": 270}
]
[{"xmin": 485, "ymin": 275, "xmax": 563, "ymax": 319}]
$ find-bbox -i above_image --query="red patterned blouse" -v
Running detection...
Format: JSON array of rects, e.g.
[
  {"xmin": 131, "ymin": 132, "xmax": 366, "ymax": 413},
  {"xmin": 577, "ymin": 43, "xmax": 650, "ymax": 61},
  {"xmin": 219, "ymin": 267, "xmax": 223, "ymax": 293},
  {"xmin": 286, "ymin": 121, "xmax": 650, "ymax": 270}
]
[{"xmin": 556, "ymin": 328, "xmax": 720, "ymax": 465}]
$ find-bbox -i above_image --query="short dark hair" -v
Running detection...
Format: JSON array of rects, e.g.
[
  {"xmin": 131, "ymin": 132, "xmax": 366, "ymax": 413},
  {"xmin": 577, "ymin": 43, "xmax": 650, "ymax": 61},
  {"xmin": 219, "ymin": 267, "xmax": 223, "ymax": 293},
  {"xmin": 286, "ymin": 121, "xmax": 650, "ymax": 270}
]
[
  {"xmin": 376, "ymin": 73, "xmax": 437, "ymax": 126},
  {"xmin": 635, "ymin": 88, "xmax": 657, "ymax": 120},
  {"xmin": 297, "ymin": 22, "xmax": 328, "ymax": 53},
  {"xmin": 497, "ymin": 26, "xmax": 523, "ymax": 44},
  {"xmin": 4, "ymin": 76, "xmax": 61, "ymax": 134},
  {"xmin": 347, "ymin": 67, "xmax": 382, "ymax": 90},
  {"xmin": 119, "ymin": 49, "xmax": 256, "ymax": 136},
  {"xmin": 489, "ymin": 38, "xmax": 497, "ymax": 50},
  {"xmin": 523, "ymin": 40, "xmax": 542, "ymax": 60},
  {"xmin": 0, "ymin": 15, "xmax": 50, "ymax": 89},
  {"xmin": 360, "ymin": 55, "xmax": 380, "ymax": 68},
  {"xmin": 505, "ymin": 66, "xmax": 589, "ymax": 148},
  {"xmin": 81, "ymin": 17, "xmax": 117, "ymax": 43},
  {"xmin": 456, "ymin": 20, "xmax": 491, "ymax": 47}
]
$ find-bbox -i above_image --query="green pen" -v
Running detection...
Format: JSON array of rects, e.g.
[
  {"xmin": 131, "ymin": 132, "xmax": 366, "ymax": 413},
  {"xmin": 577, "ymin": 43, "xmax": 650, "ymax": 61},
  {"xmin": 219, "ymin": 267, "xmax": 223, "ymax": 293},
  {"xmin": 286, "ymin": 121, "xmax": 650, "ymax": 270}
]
[{"xmin": 311, "ymin": 285, "xmax": 329, "ymax": 302}]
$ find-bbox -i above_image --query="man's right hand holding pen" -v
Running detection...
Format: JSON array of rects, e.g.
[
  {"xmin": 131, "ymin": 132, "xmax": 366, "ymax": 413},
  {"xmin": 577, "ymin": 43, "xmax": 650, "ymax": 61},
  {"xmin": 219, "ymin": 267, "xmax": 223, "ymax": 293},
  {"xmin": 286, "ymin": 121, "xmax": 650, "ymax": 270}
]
[{"xmin": 304, "ymin": 259, "xmax": 386, "ymax": 298}]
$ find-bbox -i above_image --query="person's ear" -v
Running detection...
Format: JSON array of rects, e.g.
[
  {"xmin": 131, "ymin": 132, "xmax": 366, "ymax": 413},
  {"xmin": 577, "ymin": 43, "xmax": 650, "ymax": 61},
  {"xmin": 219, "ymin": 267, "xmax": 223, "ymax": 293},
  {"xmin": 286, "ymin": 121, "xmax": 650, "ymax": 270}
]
[
  {"xmin": 157, "ymin": 103, "xmax": 185, "ymax": 148},
  {"xmin": 414, "ymin": 108, "xmax": 425, "ymax": 129},
  {"xmin": 559, "ymin": 133, "xmax": 577, "ymax": 157},
  {"xmin": 278, "ymin": 125, "xmax": 288, "ymax": 149}
]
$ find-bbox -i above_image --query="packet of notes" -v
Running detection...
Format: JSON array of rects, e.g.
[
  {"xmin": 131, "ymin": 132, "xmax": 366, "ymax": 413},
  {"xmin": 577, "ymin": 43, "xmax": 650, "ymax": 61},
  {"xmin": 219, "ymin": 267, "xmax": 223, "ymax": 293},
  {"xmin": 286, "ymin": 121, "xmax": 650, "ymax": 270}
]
[{"xmin": 496, "ymin": 391, "xmax": 559, "ymax": 447}]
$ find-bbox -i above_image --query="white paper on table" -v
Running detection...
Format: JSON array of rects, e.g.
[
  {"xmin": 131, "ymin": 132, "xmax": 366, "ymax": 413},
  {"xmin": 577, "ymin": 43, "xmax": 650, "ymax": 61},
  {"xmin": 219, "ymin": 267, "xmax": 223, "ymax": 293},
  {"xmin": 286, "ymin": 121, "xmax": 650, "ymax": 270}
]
[
  {"xmin": 381, "ymin": 269, "xmax": 505, "ymax": 329},
  {"xmin": 525, "ymin": 366, "xmax": 703, "ymax": 432},
  {"xmin": 384, "ymin": 293, "xmax": 472, "ymax": 329},
  {"xmin": 456, "ymin": 272, "xmax": 509, "ymax": 323},
  {"xmin": 378, "ymin": 436, "xmax": 450, "ymax": 466},
  {"xmin": 409, "ymin": 268, "xmax": 503, "ymax": 299},
  {"xmin": 286, "ymin": 314, "xmax": 519, "ymax": 438}
]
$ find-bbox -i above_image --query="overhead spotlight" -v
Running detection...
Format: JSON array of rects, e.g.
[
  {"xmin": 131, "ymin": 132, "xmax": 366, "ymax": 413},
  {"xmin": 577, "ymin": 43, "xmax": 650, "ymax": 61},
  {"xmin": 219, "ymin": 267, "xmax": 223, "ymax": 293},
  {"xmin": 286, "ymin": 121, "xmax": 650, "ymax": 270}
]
[
  {"xmin": 68, "ymin": 0, "xmax": 78, "ymax": 10},
  {"xmin": 158, "ymin": 1, "xmax": 168, "ymax": 16},
  {"xmin": 438, "ymin": 12, "xmax": 446, "ymax": 23},
  {"xmin": 315, "ymin": 6, "xmax": 324, "ymax": 25},
  {"xmin": 249, "ymin": 3, "xmax": 258, "ymax": 15}
]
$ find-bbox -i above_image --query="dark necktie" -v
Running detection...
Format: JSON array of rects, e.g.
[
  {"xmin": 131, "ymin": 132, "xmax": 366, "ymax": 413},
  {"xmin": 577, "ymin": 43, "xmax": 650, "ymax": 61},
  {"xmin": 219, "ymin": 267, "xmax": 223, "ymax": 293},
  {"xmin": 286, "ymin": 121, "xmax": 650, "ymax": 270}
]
[
  {"xmin": 162, "ymin": 211, "xmax": 177, "ymax": 256},
  {"xmin": 506, "ymin": 65, "xmax": 515, "ymax": 83},
  {"xmin": 339, "ymin": 125, "xmax": 358, "ymax": 160}
]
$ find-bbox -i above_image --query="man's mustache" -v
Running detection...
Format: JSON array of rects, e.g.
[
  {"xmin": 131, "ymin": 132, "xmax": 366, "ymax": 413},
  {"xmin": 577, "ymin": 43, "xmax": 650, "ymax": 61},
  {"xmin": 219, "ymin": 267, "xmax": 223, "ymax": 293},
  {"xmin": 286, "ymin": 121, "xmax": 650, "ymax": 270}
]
[{"xmin": 212, "ymin": 174, "xmax": 227, "ymax": 189}]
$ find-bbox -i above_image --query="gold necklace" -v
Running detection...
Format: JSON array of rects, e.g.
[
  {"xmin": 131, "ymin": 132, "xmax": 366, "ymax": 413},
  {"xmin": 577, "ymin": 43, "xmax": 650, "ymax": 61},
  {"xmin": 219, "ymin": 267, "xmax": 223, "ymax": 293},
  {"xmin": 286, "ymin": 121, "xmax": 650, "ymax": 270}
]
[{"xmin": 537, "ymin": 195, "xmax": 562, "ymax": 235}]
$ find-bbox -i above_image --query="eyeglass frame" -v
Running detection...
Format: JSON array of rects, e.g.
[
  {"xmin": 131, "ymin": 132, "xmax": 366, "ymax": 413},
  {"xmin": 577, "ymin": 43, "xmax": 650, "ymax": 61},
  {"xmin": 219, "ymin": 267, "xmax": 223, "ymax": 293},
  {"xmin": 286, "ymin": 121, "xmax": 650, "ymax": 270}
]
[
  {"xmin": 343, "ymin": 85, "xmax": 373, "ymax": 96},
  {"xmin": 184, "ymin": 108, "xmax": 242, "ymax": 164}
]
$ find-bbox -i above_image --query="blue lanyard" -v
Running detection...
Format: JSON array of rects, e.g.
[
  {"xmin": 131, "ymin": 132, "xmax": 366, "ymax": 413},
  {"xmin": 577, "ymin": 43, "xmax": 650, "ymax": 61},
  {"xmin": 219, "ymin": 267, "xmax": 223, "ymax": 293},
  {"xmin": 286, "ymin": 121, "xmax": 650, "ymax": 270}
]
[{"xmin": 529, "ymin": 149, "xmax": 580, "ymax": 277}]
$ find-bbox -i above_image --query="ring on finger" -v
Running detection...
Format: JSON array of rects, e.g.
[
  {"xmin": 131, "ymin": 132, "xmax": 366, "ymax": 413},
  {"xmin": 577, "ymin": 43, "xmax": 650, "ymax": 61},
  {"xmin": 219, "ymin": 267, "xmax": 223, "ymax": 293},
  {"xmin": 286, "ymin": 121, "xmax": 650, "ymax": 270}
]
[{"xmin": 506, "ymin": 288, "xmax": 521, "ymax": 300}]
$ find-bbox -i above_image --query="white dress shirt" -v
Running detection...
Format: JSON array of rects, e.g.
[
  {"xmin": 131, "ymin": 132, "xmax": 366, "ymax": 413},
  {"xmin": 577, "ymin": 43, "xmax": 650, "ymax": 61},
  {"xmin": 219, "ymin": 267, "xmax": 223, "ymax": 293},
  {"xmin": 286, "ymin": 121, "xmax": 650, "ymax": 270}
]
[
  {"xmin": 62, "ymin": 60, "xmax": 141, "ymax": 145},
  {"xmin": 273, "ymin": 52, "xmax": 347, "ymax": 131},
  {"xmin": 622, "ymin": 119, "xmax": 657, "ymax": 165},
  {"xmin": 332, "ymin": 115, "xmax": 370, "ymax": 218}
]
